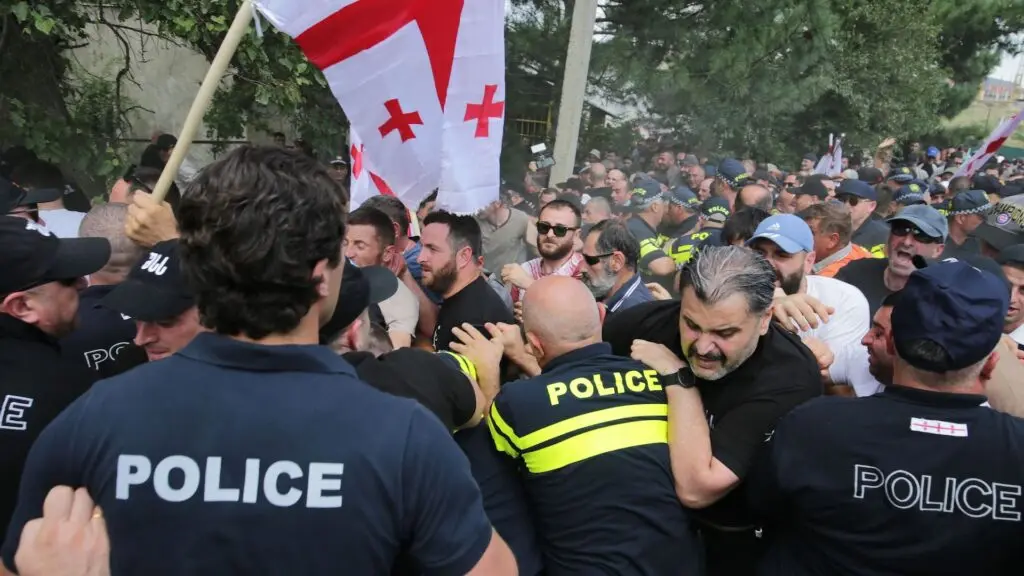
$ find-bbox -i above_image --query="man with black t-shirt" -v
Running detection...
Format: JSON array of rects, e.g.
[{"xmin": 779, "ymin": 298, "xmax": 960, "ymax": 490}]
[
  {"xmin": 836, "ymin": 205, "xmax": 947, "ymax": 316},
  {"xmin": 418, "ymin": 211, "xmax": 515, "ymax": 353},
  {"xmin": 0, "ymin": 216, "xmax": 109, "ymax": 545},
  {"xmin": 60, "ymin": 204, "xmax": 142, "ymax": 374},
  {"xmin": 835, "ymin": 179, "xmax": 888, "ymax": 257},
  {"xmin": 608, "ymin": 246, "xmax": 821, "ymax": 575},
  {"xmin": 1, "ymin": 147, "xmax": 517, "ymax": 575},
  {"xmin": 320, "ymin": 261, "xmax": 544, "ymax": 575},
  {"xmin": 749, "ymin": 260, "xmax": 1024, "ymax": 575}
]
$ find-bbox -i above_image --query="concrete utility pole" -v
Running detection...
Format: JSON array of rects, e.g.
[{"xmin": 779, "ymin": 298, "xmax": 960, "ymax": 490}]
[{"xmin": 548, "ymin": 0, "xmax": 599, "ymax": 187}]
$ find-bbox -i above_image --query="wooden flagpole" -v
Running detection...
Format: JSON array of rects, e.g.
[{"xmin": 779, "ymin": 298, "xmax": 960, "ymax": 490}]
[{"xmin": 150, "ymin": 0, "xmax": 254, "ymax": 202}]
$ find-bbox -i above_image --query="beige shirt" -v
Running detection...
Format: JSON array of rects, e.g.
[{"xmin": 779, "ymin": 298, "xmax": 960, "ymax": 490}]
[
  {"xmin": 377, "ymin": 280, "xmax": 419, "ymax": 337},
  {"xmin": 477, "ymin": 208, "xmax": 530, "ymax": 273}
]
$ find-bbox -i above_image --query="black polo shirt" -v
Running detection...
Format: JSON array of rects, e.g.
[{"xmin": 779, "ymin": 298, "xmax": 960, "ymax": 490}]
[
  {"xmin": 603, "ymin": 300, "xmax": 822, "ymax": 528},
  {"xmin": 60, "ymin": 284, "xmax": 136, "ymax": 373},
  {"xmin": 432, "ymin": 275, "xmax": 514, "ymax": 353},
  {"xmin": 0, "ymin": 316, "xmax": 96, "ymax": 545},
  {"xmin": 749, "ymin": 386, "xmax": 1024, "ymax": 576},
  {"xmin": 1, "ymin": 333, "xmax": 493, "ymax": 575},
  {"xmin": 488, "ymin": 343, "xmax": 700, "ymax": 575}
]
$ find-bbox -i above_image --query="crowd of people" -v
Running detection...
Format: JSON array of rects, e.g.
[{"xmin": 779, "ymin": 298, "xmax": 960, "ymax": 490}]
[{"xmin": 1, "ymin": 133, "xmax": 1024, "ymax": 576}]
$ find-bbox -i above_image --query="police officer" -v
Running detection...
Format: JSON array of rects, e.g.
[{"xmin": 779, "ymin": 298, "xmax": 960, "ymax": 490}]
[
  {"xmin": 748, "ymin": 260, "xmax": 1024, "ymax": 575},
  {"xmin": 0, "ymin": 216, "xmax": 109, "ymax": 544},
  {"xmin": 488, "ymin": 276, "xmax": 702, "ymax": 575},
  {"xmin": 1, "ymin": 147, "xmax": 517, "ymax": 575}
]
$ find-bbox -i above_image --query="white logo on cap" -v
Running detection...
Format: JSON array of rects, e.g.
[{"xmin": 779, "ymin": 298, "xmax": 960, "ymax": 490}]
[
  {"xmin": 768, "ymin": 223, "xmax": 781, "ymax": 231},
  {"xmin": 141, "ymin": 253, "xmax": 169, "ymax": 276}
]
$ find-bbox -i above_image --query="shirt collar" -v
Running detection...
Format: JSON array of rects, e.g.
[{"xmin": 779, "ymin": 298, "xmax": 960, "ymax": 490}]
[
  {"xmin": 880, "ymin": 384, "xmax": 987, "ymax": 408},
  {"xmin": 813, "ymin": 243, "xmax": 853, "ymax": 273},
  {"xmin": 604, "ymin": 273, "xmax": 644, "ymax": 310},
  {"xmin": 543, "ymin": 342, "xmax": 613, "ymax": 372},
  {"xmin": 0, "ymin": 314, "xmax": 59, "ymax": 349},
  {"xmin": 80, "ymin": 284, "xmax": 116, "ymax": 304},
  {"xmin": 178, "ymin": 332, "xmax": 358, "ymax": 376}
]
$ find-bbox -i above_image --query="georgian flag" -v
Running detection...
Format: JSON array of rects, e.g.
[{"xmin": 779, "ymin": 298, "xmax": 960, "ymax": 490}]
[
  {"xmin": 254, "ymin": 0, "xmax": 505, "ymax": 215},
  {"xmin": 956, "ymin": 104, "xmax": 1024, "ymax": 178}
]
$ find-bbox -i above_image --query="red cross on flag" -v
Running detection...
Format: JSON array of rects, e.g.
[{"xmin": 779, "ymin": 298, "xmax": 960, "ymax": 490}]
[
  {"xmin": 955, "ymin": 103, "xmax": 1024, "ymax": 179},
  {"xmin": 254, "ymin": 0, "xmax": 506, "ymax": 214}
]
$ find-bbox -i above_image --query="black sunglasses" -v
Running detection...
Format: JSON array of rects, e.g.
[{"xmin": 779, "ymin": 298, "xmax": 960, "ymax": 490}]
[
  {"xmin": 583, "ymin": 252, "xmax": 614, "ymax": 266},
  {"xmin": 837, "ymin": 194, "xmax": 859, "ymax": 207},
  {"xmin": 536, "ymin": 221, "xmax": 578, "ymax": 238},
  {"xmin": 891, "ymin": 223, "xmax": 940, "ymax": 244}
]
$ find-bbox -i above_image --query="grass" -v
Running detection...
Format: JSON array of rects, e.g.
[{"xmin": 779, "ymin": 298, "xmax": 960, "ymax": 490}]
[{"xmin": 946, "ymin": 99, "xmax": 1024, "ymax": 148}]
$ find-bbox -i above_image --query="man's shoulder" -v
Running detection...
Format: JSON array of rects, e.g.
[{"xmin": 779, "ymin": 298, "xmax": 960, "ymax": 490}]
[
  {"xmin": 602, "ymin": 299, "xmax": 681, "ymax": 355},
  {"xmin": 806, "ymin": 275, "xmax": 869, "ymax": 309},
  {"xmin": 626, "ymin": 217, "xmax": 653, "ymax": 237},
  {"xmin": 752, "ymin": 328, "xmax": 822, "ymax": 390},
  {"xmin": 836, "ymin": 256, "xmax": 886, "ymax": 276},
  {"xmin": 774, "ymin": 395, "xmax": 861, "ymax": 436}
]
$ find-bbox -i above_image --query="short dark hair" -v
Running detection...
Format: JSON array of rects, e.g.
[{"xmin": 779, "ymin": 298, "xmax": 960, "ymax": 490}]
[
  {"xmin": 585, "ymin": 219, "xmax": 639, "ymax": 271},
  {"xmin": 361, "ymin": 195, "xmax": 411, "ymax": 238},
  {"xmin": 539, "ymin": 199, "xmax": 582, "ymax": 226},
  {"xmin": 947, "ymin": 176, "xmax": 971, "ymax": 195},
  {"xmin": 10, "ymin": 160, "xmax": 64, "ymax": 190},
  {"xmin": 899, "ymin": 339, "xmax": 955, "ymax": 373},
  {"xmin": 722, "ymin": 207, "xmax": 771, "ymax": 245},
  {"xmin": 177, "ymin": 146, "xmax": 346, "ymax": 340},
  {"xmin": 348, "ymin": 206, "xmax": 397, "ymax": 247},
  {"xmin": 423, "ymin": 210, "xmax": 482, "ymax": 258},
  {"xmin": 127, "ymin": 166, "xmax": 181, "ymax": 214}
]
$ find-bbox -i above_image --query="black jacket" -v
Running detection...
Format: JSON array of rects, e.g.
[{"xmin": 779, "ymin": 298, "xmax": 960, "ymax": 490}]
[{"xmin": 0, "ymin": 315, "xmax": 95, "ymax": 543}]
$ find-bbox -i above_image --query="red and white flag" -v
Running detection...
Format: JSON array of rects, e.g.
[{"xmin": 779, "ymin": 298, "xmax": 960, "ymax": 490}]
[
  {"xmin": 254, "ymin": 0, "xmax": 505, "ymax": 214},
  {"xmin": 956, "ymin": 104, "xmax": 1024, "ymax": 178},
  {"xmin": 814, "ymin": 133, "xmax": 843, "ymax": 176}
]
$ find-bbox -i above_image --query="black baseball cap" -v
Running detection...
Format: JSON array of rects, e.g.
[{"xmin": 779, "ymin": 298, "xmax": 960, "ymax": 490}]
[
  {"xmin": 0, "ymin": 215, "xmax": 110, "ymax": 294},
  {"xmin": 794, "ymin": 179, "xmax": 829, "ymax": 199},
  {"xmin": 319, "ymin": 261, "xmax": 399, "ymax": 344},
  {"xmin": 100, "ymin": 240, "xmax": 194, "ymax": 322},
  {"xmin": 1, "ymin": 176, "xmax": 61, "ymax": 214},
  {"xmin": 857, "ymin": 167, "xmax": 884, "ymax": 185}
]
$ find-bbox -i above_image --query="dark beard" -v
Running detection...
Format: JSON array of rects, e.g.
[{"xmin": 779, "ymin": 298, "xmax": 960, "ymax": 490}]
[
  {"xmin": 425, "ymin": 259, "xmax": 458, "ymax": 295},
  {"xmin": 538, "ymin": 240, "xmax": 573, "ymax": 261},
  {"xmin": 778, "ymin": 269, "xmax": 804, "ymax": 296}
]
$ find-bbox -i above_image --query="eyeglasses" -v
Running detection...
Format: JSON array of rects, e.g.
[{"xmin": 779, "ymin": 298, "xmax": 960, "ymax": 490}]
[
  {"xmin": 837, "ymin": 194, "xmax": 859, "ymax": 207},
  {"xmin": 536, "ymin": 221, "xmax": 578, "ymax": 238},
  {"xmin": 890, "ymin": 223, "xmax": 941, "ymax": 244},
  {"xmin": 583, "ymin": 252, "xmax": 615, "ymax": 266}
]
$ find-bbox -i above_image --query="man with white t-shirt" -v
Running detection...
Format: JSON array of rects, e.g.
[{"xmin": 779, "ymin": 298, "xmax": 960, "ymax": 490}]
[
  {"xmin": 9, "ymin": 161, "xmax": 85, "ymax": 239},
  {"xmin": 747, "ymin": 214, "xmax": 870, "ymax": 384}
]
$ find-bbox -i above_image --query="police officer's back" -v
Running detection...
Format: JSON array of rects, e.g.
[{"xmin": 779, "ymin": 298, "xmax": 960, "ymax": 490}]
[
  {"xmin": 489, "ymin": 276, "xmax": 701, "ymax": 575},
  {"xmin": 0, "ymin": 216, "xmax": 109, "ymax": 543},
  {"xmin": 1, "ymin": 148, "xmax": 518, "ymax": 575},
  {"xmin": 749, "ymin": 260, "xmax": 1024, "ymax": 575}
]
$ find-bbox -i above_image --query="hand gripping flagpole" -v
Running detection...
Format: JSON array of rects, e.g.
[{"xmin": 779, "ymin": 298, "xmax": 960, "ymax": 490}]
[{"xmin": 150, "ymin": 0, "xmax": 254, "ymax": 202}]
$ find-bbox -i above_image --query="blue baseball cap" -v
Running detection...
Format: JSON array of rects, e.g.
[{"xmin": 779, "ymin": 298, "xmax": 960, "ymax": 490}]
[
  {"xmin": 627, "ymin": 179, "xmax": 663, "ymax": 211},
  {"xmin": 946, "ymin": 190, "xmax": 992, "ymax": 217},
  {"xmin": 894, "ymin": 182, "xmax": 928, "ymax": 206},
  {"xmin": 887, "ymin": 204, "xmax": 948, "ymax": 242},
  {"xmin": 667, "ymin": 185, "xmax": 700, "ymax": 209},
  {"xmin": 926, "ymin": 146, "xmax": 940, "ymax": 159},
  {"xmin": 892, "ymin": 260, "xmax": 1008, "ymax": 372},
  {"xmin": 886, "ymin": 166, "xmax": 916, "ymax": 184},
  {"xmin": 717, "ymin": 158, "xmax": 749, "ymax": 189},
  {"xmin": 836, "ymin": 179, "xmax": 877, "ymax": 202},
  {"xmin": 701, "ymin": 197, "xmax": 731, "ymax": 223},
  {"xmin": 746, "ymin": 214, "xmax": 814, "ymax": 254}
]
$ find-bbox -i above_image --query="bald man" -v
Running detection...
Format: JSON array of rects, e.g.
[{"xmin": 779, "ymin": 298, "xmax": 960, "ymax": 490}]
[{"xmin": 487, "ymin": 277, "xmax": 701, "ymax": 575}]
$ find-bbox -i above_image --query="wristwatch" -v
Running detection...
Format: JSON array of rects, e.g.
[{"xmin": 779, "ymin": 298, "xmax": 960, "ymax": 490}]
[{"xmin": 665, "ymin": 366, "xmax": 697, "ymax": 389}]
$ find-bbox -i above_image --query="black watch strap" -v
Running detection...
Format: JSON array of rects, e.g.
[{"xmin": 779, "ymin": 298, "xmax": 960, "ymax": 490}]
[{"xmin": 665, "ymin": 367, "xmax": 697, "ymax": 389}]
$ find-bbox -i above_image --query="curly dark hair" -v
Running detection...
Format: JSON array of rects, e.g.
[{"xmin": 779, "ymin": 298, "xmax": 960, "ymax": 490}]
[{"xmin": 177, "ymin": 146, "xmax": 346, "ymax": 339}]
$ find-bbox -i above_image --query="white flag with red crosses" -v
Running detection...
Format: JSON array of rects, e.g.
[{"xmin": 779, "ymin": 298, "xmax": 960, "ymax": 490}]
[{"xmin": 254, "ymin": 0, "xmax": 505, "ymax": 215}]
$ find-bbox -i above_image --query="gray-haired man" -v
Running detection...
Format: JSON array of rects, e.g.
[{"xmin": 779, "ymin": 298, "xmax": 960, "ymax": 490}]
[{"xmin": 604, "ymin": 246, "xmax": 821, "ymax": 576}]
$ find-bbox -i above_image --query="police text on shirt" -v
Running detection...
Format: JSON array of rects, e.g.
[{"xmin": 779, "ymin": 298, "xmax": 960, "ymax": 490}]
[
  {"xmin": 117, "ymin": 455, "xmax": 345, "ymax": 508},
  {"xmin": 854, "ymin": 465, "xmax": 1021, "ymax": 521},
  {"xmin": 546, "ymin": 369, "xmax": 663, "ymax": 406}
]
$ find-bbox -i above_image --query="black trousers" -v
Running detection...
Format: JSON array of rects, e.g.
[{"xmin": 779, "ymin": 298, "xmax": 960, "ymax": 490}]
[{"xmin": 700, "ymin": 527, "xmax": 769, "ymax": 576}]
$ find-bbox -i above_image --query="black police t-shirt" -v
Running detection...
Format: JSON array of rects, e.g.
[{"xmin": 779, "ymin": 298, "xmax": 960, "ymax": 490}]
[
  {"xmin": 433, "ymin": 275, "xmax": 514, "ymax": 353},
  {"xmin": 60, "ymin": 285, "xmax": 136, "ymax": 374},
  {"xmin": 0, "ymin": 316, "xmax": 96, "ymax": 545},
  {"xmin": 851, "ymin": 218, "xmax": 889, "ymax": 256},
  {"xmin": 834, "ymin": 258, "xmax": 892, "ymax": 317},
  {"xmin": 602, "ymin": 300, "xmax": 822, "ymax": 528},
  {"xmin": 1, "ymin": 334, "xmax": 493, "ymax": 575},
  {"xmin": 344, "ymin": 348, "xmax": 477, "ymax": 430},
  {"xmin": 749, "ymin": 386, "xmax": 1024, "ymax": 576}
]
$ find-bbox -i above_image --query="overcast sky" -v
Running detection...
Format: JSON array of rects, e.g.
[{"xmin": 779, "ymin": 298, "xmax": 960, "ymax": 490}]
[{"xmin": 993, "ymin": 52, "xmax": 1022, "ymax": 82}]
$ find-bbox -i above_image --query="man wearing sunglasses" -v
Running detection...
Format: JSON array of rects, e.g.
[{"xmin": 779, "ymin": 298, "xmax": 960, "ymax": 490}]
[
  {"xmin": 501, "ymin": 200, "xmax": 585, "ymax": 306},
  {"xmin": 0, "ymin": 216, "xmax": 110, "ymax": 545},
  {"xmin": 581, "ymin": 219, "xmax": 654, "ymax": 316},
  {"xmin": 835, "ymin": 179, "xmax": 888, "ymax": 258},
  {"xmin": 835, "ymin": 204, "xmax": 947, "ymax": 317}
]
